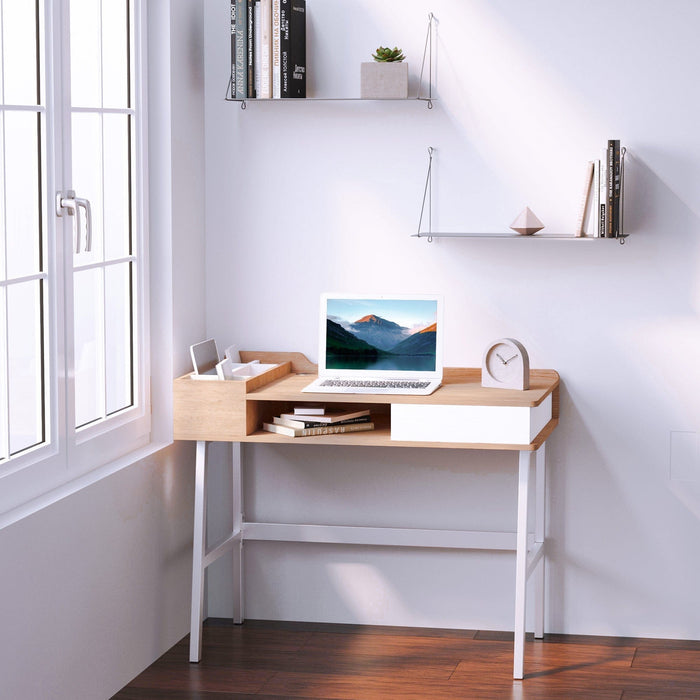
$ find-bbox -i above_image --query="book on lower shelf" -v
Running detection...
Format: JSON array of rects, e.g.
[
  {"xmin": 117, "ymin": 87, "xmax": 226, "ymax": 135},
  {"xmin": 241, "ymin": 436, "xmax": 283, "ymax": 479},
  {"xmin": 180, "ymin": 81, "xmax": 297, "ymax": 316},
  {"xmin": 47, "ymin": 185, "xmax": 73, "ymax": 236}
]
[
  {"xmin": 263, "ymin": 417, "xmax": 375, "ymax": 438},
  {"xmin": 280, "ymin": 408, "xmax": 370, "ymax": 424},
  {"xmin": 293, "ymin": 404, "xmax": 325, "ymax": 415},
  {"xmin": 274, "ymin": 414, "xmax": 372, "ymax": 430}
]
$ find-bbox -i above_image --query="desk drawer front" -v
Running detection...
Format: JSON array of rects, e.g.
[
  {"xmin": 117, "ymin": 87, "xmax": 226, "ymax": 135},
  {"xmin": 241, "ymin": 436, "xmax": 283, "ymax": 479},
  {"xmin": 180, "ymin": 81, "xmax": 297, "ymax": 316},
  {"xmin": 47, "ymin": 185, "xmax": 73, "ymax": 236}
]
[{"xmin": 391, "ymin": 396, "xmax": 552, "ymax": 445}]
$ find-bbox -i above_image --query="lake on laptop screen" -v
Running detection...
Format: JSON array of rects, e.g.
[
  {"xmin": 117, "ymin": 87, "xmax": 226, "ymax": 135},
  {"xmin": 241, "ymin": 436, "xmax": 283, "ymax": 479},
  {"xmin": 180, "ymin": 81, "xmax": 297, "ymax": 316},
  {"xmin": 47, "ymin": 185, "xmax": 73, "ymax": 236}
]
[
  {"xmin": 327, "ymin": 296, "xmax": 438, "ymax": 370},
  {"xmin": 303, "ymin": 294, "xmax": 443, "ymax": 395}
]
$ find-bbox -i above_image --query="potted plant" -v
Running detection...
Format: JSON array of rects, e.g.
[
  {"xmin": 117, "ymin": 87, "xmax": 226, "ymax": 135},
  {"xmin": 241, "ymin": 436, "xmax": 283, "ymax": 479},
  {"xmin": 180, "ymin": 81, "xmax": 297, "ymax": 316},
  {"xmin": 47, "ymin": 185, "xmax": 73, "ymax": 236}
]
[{"xmin": 361, "ymin": 46, "xmax": 408, "ymax": 99}]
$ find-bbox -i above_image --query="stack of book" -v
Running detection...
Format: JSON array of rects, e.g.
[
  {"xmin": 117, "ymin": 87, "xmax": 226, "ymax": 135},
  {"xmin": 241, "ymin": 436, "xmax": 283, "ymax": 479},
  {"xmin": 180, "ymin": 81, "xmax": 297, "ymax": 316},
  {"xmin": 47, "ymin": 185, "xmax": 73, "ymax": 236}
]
[
  {"xmin": 263, "ymin": 407, "xmax": 375, "ymax": 438},
  {"xmin": 230, "ymin": 0, "xmax": 306, "ymax": 100},
  {"xmin": 577, "ymin": 139, "xmax": 622, "ymax": 238}
]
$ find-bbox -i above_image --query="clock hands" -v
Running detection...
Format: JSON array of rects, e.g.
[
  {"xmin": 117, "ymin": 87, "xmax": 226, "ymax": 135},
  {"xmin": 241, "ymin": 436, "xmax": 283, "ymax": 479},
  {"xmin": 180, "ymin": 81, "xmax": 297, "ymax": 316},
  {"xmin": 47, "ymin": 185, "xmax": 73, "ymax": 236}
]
[{"xmin": 496, "ymin": 352, "xmax": 519, "ymax": 365}]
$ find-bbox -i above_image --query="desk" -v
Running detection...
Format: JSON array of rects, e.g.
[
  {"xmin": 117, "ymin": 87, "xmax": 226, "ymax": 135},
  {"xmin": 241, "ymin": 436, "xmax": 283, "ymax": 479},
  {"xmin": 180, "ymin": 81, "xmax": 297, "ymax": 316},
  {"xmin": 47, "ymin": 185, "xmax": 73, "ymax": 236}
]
[{"xmin": 174, "ymin": 351, "xmax": 560, "ymax": 680}]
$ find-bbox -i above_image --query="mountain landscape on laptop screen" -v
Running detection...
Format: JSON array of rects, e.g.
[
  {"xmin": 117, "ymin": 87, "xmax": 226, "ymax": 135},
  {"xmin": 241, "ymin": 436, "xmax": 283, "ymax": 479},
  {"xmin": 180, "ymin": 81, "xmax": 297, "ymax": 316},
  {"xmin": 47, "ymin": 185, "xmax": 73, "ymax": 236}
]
[{"xmin": 326, "ymin": 298, "xmax": 437, "ymax": 371}]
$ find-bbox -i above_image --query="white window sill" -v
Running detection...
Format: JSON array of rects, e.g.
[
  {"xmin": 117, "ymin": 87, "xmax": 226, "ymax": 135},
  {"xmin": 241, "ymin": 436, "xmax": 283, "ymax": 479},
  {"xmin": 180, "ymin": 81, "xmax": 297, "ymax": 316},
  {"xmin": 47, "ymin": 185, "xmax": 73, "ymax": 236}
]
[{"xmin": 0, "ymin": 439, "xmax": 173, "ymax": 531}]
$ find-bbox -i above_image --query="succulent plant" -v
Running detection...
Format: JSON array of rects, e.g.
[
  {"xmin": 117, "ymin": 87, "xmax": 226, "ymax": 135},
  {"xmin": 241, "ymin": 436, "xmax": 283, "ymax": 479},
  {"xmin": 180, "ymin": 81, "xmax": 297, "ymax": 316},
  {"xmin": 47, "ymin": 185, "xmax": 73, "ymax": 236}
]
[{"xmin": 372, "ymin": 46, "xmax": 405, "ymax": 62}]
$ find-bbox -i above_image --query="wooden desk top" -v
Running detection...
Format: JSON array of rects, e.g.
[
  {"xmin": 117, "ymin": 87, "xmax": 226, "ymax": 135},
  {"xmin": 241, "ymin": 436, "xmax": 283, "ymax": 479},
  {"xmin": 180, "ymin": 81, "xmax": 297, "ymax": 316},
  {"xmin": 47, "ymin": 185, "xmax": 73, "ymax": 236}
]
[
  {"xmin": 174, "ymin": 351, "xmax": 559, "ymax": 450},
  {"xmin": 248, "ymin": 366, "xmax": 559, "ymax": 408}
]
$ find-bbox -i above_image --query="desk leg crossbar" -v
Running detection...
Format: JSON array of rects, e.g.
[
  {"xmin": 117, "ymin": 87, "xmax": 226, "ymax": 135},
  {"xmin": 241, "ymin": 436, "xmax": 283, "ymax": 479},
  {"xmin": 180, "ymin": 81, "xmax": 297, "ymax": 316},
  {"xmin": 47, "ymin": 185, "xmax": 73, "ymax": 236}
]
[{"xmin": 188, "ymin": 441, "xmax": 547, "ymax": 678}]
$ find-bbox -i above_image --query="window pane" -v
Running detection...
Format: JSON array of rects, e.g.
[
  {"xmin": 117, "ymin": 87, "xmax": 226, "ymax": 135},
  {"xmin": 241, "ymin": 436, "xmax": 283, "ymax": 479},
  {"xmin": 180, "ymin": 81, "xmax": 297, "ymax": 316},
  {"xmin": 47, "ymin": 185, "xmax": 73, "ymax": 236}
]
[
  {"xmin": 102, "ymin": 0, "xmax": 130, "ymax": 109},
  {"xmin": 74, "ymin": 267, "xmax": 103, "ymax": 428},
  {"xmin": 7, "ymin": 280, "xmax": 44, "ymax": 454},
  {"xmin": 2, "ymin": 0, "xmax": 39, "ymax": 105},
  {"xmin": 103, "ymin": 114, "xmax": 130, "ymax": 259},
  {"xmin": 104, "ymin": 263, "xmax": 132, "ymax": 414},
  {"xmin": 70, "ymin": 0, "xmax": 101, "ymax": 108},
  {"xmin": 0, "ymin": 287, "xmax": 7, "ymax": 459},
  {"xmin": 5, "ymin": 111, "xmax": 41, "ymax": 278},
  {"xmin": 0, "ymin": 112, "xmax": 5, "ymax": 282},
  {"xmin": 71, "ymin": 112, "xmax": 103, "ymax": 264}
]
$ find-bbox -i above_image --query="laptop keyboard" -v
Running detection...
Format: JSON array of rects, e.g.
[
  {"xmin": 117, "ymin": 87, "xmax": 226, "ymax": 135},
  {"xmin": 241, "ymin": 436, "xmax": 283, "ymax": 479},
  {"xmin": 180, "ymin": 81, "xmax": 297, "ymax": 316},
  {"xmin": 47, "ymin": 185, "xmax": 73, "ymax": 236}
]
[{"xmin": 320, "ymin": 379, "xmax": 431, "ymax": 390}]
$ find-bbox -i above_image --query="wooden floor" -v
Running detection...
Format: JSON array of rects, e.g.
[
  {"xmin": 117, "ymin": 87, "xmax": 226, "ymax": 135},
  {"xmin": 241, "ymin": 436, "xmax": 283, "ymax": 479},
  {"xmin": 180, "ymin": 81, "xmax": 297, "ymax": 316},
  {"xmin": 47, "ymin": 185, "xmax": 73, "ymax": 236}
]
[{"xmin": 112, "ymin": 619, "xmax": 700, "ymax": 700}]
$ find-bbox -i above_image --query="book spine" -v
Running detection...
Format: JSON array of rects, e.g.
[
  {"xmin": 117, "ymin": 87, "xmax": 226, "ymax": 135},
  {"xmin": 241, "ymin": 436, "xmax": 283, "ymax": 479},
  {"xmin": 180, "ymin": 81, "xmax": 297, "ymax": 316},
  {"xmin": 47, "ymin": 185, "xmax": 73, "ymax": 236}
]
[
  {"xmin": 599, "ymin": 149, "xmax": 607, "ymax": 237},
  {"xmin": 606, "ymin": 141, "xmax": 614, "ymax": 238},
  {"xmin": 591, "ymin": 159, "xmax": 600, "ymax": 237},
  {"xmin": 610, "ymin": 139, "xmax": 621, "ymax": 237},
  {"xmin": 235, "ymin": 0, "xmax": 247, "ymax": 99},
  {"xmin": 300, "ymin": 422, "xmax": 375, "ymax": 437},
  {"xmin": 259, "ymin": 0, "xmax": 272, "ymax": 98},
  {"xmin": 247, "ymin": 0, "xmax": 256, "ymax": 97},
  {"xmin": 280, "ymin": 0, "xmax": 290, "ymax": 97},
  {"xmin": 263, "ymin": 421, "xmax": 375, "ymax": 437},
  {"xmin": 289, "ymin": 0, "xmax": 306, "ymax": 98},
  {"xmin": 575, "ymin": 160, "xmax": 595, "ymax": 237},
  {"xmin": 272, "ymin": 0, "xmax": 281, "ymax": 98},
  {"xmin": 253, "ymin": 0, "xmax": 262, "ymax": 95},
  {"xmin": 230, "ymin": 1, "xmax": 236, "ymax": 97}
]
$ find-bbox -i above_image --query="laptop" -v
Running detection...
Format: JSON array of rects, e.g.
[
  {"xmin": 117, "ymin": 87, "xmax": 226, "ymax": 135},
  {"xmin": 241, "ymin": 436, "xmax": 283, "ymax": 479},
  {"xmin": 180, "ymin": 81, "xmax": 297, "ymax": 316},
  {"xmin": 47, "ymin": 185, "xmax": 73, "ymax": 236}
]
[{"xmin": 302, "ymin": 293, "xmax": 444, "ymax": 396}]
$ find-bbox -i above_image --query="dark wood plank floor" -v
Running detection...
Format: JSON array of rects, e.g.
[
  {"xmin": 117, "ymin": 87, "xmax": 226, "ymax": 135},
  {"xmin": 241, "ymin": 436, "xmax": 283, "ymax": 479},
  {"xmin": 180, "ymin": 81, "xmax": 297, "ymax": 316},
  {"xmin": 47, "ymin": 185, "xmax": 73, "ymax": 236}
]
[{"xmin": 111, "ymin": 619, "xmax": 700, "ymax": 699}]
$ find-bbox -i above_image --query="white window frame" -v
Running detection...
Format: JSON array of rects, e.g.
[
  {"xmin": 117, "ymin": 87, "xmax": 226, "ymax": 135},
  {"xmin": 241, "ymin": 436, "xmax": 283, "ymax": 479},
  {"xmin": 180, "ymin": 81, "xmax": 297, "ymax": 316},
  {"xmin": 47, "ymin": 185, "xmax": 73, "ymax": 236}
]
[{"xmin": 0, "ymin": 0, "xmax": 157, "ymax": 520}]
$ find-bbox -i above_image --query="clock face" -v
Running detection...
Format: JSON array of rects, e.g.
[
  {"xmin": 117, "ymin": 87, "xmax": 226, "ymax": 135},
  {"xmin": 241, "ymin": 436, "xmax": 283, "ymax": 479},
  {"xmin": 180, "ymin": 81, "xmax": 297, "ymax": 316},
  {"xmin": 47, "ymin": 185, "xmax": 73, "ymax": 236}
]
[{"xmin": 481, "ymin": 338, "xmax": 530, "ymax": 390}]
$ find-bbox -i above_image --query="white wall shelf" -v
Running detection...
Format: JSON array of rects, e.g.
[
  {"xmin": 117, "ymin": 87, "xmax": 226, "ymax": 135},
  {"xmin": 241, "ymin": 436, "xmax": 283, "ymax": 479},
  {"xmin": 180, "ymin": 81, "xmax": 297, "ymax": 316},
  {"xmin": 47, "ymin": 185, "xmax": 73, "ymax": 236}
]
[
  {"xmin": 412, "ymin": 232, "xmax": 629, "ymax": 241},
  {"xmin": 416, "ymin": 146, "xmax": 628, "ymax": 244},
  {"xmin": 226, "ymin": 12, "xmax": 436, "ymax": 109}
]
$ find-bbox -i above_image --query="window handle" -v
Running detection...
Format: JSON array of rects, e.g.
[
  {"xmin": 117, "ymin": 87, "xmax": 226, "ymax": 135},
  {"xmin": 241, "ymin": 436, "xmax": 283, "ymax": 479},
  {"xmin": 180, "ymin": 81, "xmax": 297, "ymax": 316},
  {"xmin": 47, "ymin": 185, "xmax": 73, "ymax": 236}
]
[{"xmin": 56, "ymin": 190, "xmax": 92, "ymax": 253}]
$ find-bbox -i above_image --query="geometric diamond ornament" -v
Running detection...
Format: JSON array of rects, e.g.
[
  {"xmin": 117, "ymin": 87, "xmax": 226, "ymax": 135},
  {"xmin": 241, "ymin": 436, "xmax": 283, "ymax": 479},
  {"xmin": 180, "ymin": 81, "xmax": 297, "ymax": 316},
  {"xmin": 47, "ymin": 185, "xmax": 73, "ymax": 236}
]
[{"xmin": 509, "ymin": 207, "xmax": 545, "ymax": 235}]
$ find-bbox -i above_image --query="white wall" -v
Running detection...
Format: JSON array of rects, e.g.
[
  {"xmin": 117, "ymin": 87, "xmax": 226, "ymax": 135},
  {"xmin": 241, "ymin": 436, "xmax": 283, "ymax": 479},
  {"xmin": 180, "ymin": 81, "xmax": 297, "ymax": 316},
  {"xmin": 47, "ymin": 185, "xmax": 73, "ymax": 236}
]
[
  {"xmin": 0, "ymin": 1, "xmax": 207, "ymax": 698},
  {"xmin": 203, "ymin": 0, "xmax": 700, "ymax": 639}
]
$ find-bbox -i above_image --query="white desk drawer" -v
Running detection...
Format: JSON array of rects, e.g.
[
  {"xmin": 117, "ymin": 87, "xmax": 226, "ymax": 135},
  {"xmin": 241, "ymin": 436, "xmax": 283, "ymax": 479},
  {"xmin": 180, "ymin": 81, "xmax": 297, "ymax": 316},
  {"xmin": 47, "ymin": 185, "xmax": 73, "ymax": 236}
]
[{"xmin": 391, "ymin": 395, "xmax": 552, "ymax": 445}]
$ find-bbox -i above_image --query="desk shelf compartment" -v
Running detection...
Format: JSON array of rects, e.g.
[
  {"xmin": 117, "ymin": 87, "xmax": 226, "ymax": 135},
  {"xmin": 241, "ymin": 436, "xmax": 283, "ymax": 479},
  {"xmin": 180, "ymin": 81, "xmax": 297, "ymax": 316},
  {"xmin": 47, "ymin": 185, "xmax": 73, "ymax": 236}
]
[{"xmin": 173, "ymin": 361, "xmax": 293, "ymax": 442}]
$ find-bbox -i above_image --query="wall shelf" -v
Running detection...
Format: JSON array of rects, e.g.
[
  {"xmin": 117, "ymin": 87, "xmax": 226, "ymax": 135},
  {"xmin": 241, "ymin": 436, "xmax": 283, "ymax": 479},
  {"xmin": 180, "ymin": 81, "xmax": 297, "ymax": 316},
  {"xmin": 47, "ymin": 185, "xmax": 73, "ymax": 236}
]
[
  {"xmin": 416, "ymin": 146, "xmax": 628, "ymax": 244},
  {"xmin": 412, "ymin": 232, "xmax": 629, "ymax": 241},
  {"xmin": 226, "ymin": 13, "xmax": 436, "ymax": 109}
]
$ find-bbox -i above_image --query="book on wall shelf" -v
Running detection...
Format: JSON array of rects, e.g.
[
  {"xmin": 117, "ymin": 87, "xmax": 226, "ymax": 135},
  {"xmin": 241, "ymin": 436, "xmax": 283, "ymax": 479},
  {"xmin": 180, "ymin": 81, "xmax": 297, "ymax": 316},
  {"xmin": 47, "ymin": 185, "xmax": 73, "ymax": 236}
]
[
  {"xmin": 577, "ymin": 139, "xmax": 623, "ymax": 239},
  {"xmin": 230, "ymin": 0, "xmax": 304, "ymax": 101}
]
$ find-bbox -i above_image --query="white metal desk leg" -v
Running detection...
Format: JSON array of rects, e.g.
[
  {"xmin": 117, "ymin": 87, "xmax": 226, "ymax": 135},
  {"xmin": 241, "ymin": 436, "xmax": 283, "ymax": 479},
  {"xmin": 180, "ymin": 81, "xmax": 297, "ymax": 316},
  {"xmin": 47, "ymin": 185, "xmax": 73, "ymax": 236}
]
[
  {"xmin": 513, "ymin": 449, "xmax": 532, "ymax": 680},
  {"xmin": 189, "ymin": 440, "xmax": 208, "ymax": 663},
  {"xmin": 232, "ymin": 442, "xmax": 244, "ymax": 624},
  {"xmin": 534, "ymin": 444, "xmax": 546, "ymax": 640}
]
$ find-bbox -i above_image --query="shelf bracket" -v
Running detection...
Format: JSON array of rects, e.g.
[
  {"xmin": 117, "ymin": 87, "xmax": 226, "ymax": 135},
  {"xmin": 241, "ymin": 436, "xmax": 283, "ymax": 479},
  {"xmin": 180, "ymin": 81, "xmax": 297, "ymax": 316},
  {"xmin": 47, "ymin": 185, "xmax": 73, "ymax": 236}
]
[
  {"xmin": 417, "ymin": 13, "xmax": 436, "ymax": 109},
  {"xmin": 416, "ymin": 146, "xmax": 434, "ymax": 241},
  {"xmin": 618, "ymin": 146, "xmax": 626, "ymax": 244}
]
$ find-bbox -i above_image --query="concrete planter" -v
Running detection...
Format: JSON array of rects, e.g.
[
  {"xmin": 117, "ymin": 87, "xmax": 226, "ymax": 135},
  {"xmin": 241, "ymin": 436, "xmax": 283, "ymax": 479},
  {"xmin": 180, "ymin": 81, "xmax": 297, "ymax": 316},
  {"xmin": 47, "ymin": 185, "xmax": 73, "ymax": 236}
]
[{"xmin": 360, "ymin": 62, "xmax": 408, "ymax": 99}]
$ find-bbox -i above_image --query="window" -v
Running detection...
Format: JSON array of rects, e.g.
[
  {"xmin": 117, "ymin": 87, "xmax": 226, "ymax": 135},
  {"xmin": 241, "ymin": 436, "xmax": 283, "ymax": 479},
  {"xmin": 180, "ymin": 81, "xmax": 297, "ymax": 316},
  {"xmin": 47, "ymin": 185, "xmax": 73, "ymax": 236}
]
[{"xmin": 0, "ymin": 0, "xmax": 149, "ymax": 515}]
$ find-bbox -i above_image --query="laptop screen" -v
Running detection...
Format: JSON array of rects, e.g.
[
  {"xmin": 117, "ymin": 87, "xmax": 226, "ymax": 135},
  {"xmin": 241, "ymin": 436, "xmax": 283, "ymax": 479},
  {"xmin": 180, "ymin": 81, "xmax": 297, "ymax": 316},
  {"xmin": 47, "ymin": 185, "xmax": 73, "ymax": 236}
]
[{"xmin": 319, "ymin": 294, "xmax": 443, "ymax": 378}]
